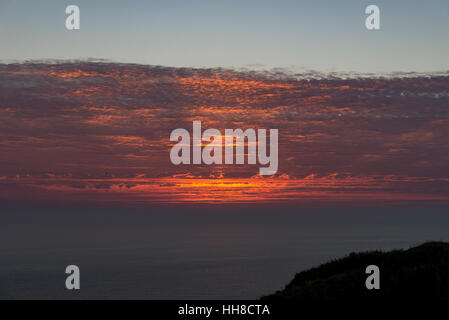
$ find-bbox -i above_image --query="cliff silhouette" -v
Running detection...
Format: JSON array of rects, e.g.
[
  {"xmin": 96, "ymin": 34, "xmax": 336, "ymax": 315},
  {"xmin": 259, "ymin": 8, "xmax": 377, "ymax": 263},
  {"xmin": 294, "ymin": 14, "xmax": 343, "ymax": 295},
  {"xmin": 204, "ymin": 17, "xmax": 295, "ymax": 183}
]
[{"xmin": 263, "ymin": 242, "xmax": 449, "ymax": 300}]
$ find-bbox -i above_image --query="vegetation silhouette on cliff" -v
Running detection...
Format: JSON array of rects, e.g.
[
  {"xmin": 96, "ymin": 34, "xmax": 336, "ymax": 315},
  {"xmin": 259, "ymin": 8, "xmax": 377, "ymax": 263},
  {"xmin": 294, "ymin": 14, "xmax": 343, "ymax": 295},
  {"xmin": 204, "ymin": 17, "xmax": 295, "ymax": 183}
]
[{"xmin": 263, "ymin": 242, "xmax": 449, "ymax": 300}]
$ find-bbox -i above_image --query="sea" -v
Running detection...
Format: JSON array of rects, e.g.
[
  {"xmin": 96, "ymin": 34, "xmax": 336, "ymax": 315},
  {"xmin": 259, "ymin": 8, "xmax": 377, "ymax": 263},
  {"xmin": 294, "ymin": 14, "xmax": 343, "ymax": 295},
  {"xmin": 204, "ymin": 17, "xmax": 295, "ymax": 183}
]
[{"xmin": 1, "ymin": 204, "xmax": 448, "ymax": 299}]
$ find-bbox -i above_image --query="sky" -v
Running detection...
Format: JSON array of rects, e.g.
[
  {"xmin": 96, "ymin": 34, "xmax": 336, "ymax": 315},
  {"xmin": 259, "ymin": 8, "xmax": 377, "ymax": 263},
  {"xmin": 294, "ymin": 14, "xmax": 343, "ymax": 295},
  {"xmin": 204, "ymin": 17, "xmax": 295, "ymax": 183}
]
[
  {"xmin": 0, "ymin": 1, "xmax": 449, "ymax": 207},
  {"xmin": 0, "ymin": 0, "xmax": 449, "ymax": 73}
]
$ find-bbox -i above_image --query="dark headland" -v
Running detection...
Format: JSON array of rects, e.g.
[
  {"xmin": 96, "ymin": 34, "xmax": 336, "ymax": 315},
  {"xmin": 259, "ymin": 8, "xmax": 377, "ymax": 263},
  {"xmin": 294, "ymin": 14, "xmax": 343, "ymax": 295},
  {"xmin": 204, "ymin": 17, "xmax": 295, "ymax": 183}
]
[{"xmin": 262, "ymin": 242, "xmax": 449, "ymax": 300}]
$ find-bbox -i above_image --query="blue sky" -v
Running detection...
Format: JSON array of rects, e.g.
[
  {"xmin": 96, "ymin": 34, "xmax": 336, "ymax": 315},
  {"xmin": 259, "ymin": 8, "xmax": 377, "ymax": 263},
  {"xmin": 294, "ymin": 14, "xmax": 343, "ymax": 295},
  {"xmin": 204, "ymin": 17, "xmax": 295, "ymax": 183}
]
[{"xmin": 0, "ymin": 0, "xmax": 448, "ymax": 72}]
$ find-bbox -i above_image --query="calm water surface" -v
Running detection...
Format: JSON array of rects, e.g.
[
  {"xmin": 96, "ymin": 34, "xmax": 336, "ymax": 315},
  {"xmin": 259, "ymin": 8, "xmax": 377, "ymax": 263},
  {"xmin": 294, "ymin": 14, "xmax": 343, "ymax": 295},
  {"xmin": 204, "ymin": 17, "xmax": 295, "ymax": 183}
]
[{"xmin": 1, "ymin": 205, "xmax": 448, "ymax": 299}]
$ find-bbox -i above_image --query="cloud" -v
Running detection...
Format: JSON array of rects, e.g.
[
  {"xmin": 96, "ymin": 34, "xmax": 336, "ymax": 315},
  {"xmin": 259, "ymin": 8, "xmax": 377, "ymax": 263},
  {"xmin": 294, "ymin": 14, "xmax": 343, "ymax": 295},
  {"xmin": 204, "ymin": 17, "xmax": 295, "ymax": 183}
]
[{"xmin": 1, "ymin": 61, "xmax": 449, "ymax": 204}]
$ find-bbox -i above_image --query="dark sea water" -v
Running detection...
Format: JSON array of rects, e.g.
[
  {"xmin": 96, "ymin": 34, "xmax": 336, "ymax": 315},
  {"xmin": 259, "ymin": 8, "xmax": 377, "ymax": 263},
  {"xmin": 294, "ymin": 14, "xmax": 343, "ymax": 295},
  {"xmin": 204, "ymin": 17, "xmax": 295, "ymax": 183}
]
[{"xmin": 1, "ymin": 205, "xmax": 448, "ymax": 299}]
